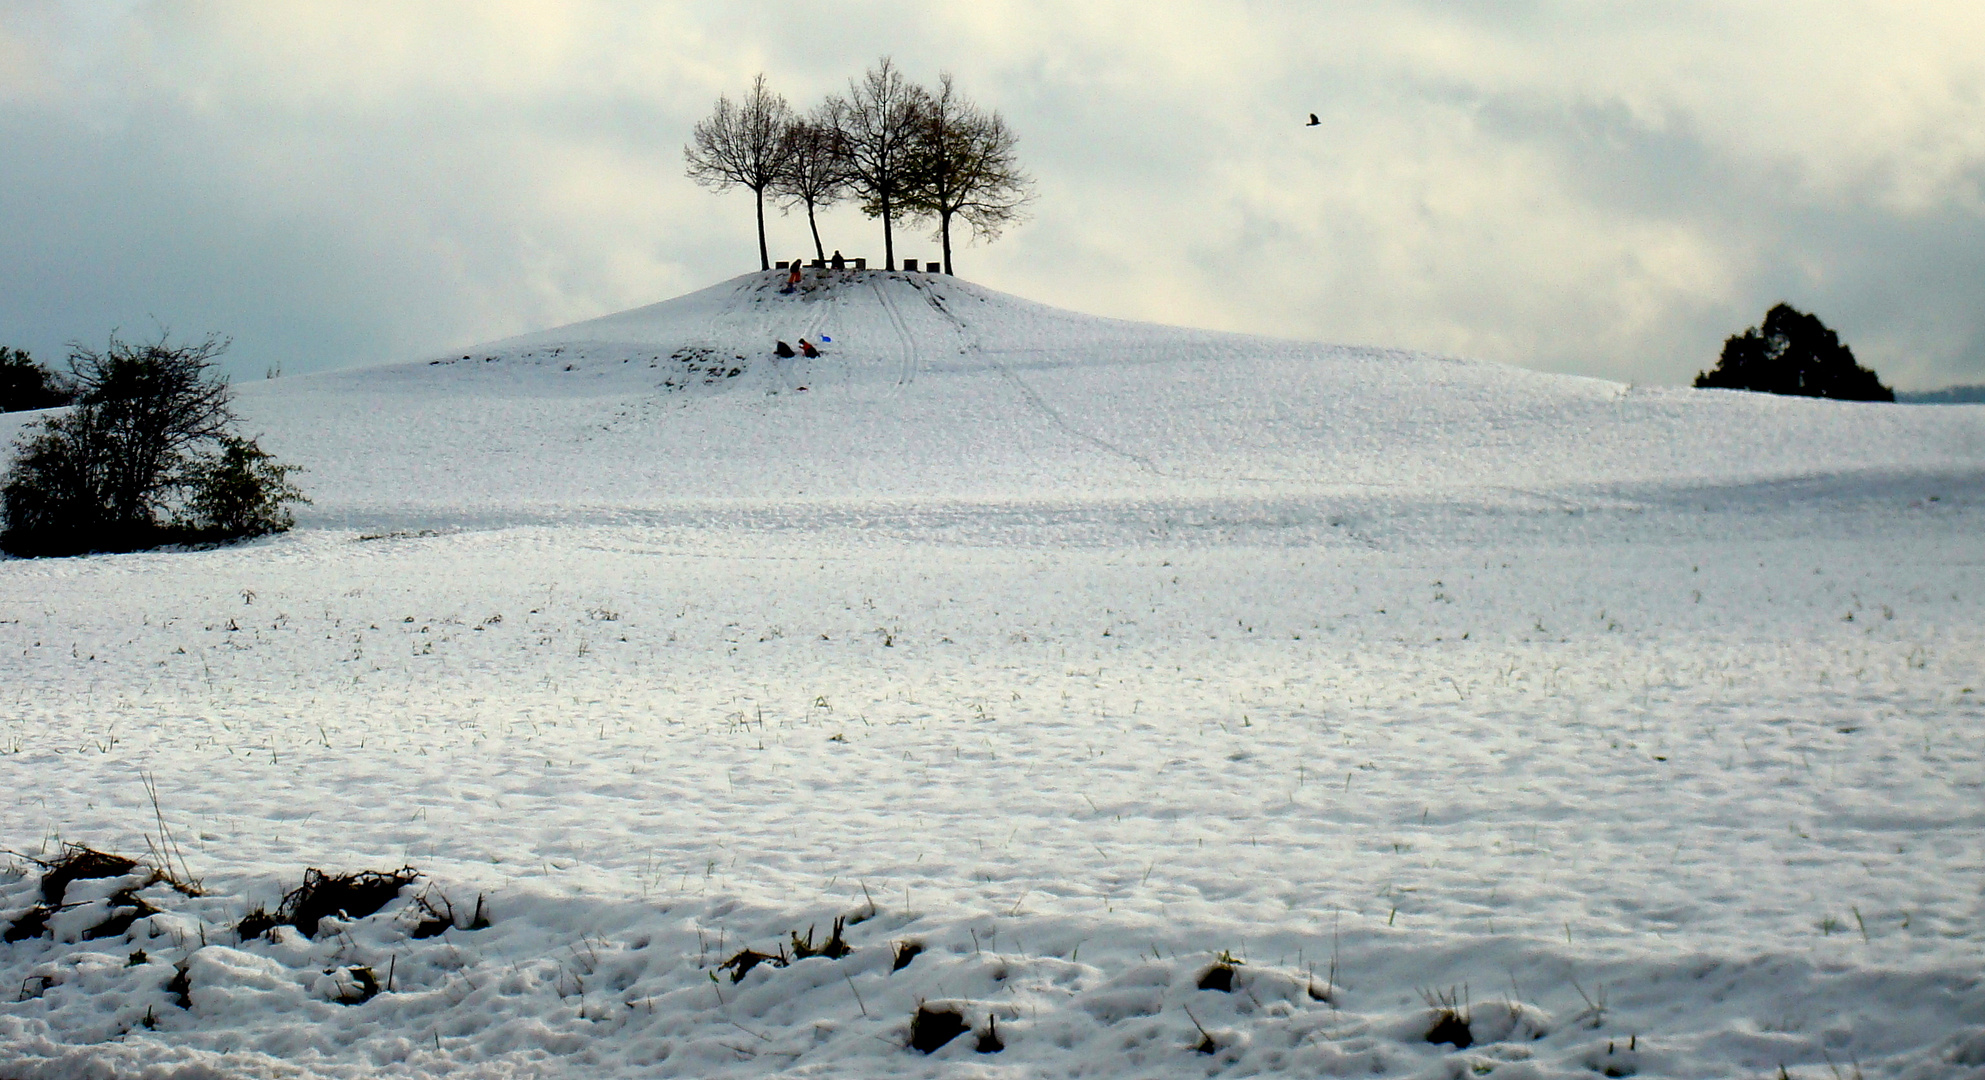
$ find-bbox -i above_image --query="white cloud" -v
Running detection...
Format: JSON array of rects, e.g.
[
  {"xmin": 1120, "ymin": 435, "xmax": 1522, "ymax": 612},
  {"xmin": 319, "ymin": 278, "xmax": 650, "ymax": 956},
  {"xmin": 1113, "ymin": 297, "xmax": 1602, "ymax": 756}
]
[{"xmin": 0, "ymin": 0, "xmax": 1979, "ymax": 388}]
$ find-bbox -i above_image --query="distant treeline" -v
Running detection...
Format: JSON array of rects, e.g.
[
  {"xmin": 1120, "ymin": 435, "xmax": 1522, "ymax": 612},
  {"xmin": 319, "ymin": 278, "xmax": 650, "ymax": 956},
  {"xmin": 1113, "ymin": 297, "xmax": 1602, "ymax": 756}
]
[
  {"xmin": 1896, "ymin": 385, "xmax": 1985, "ymax": 405},
  {"xmin": 0, "ymin": 347, "xmax": 75, "ymax": 413}
]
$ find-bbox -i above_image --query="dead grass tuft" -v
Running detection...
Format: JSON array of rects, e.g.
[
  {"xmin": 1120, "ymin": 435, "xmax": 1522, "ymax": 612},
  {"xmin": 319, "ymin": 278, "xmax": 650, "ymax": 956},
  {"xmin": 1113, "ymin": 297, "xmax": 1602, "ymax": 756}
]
[
  {"xmin": 717, "ymin": 946, "xmax": 785, "ymax": 983},
  {"xmin": 236, "ymin": 866, "xmax": 420, "ymax": 940},
  {"xmin": 35, "ymin": 846, "xmax": 137, "ymax": 906},
  {"xmin": 166, "ymin": 960, "xmax": 191, "ymax": 1009},
  {"xmin": 409, "ymin": 888, "xmax": 488, "ymax": 938},
  {"xmin": 4, "ymin": 906, "xmax": 50, "ymax": 943},
  {"xmin": 790, "ymin": 916, "xmax": 851, "ymax": 960},
  {"xmin": 235, "ymin": 907, "xmax": 283, "ymax": 942},
  {"xmin": 1183, "ymin": 1005, "xmax": 1220, "ymax": 1054},
  {"xmin": 3, "ymin": 844, "xmax": 192, "ymax": 943},
  {"xmin": 326, "ymin": 964, "xmax": 380, "ymax": 1005},
  {"xmin": 716, "ymin": 914, "xmax": 860, "ymax": 983},
  {"xmin": 79, "ymin": 885, "xmax": 158, "ymax": 941}
]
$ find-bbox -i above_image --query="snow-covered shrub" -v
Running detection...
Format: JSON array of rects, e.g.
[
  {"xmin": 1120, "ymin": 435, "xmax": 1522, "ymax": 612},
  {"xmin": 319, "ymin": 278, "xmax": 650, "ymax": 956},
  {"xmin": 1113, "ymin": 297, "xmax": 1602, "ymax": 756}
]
[{"xmin": 0, "ymin": 333, "xmax": 307, "ymax": 557}]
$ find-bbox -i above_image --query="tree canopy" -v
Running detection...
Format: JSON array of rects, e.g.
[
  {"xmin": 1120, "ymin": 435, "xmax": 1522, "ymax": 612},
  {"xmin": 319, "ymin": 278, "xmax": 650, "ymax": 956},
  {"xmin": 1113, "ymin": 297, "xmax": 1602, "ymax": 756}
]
[
  {"xmin": 686, "ymin": 60, "xmax": 1033, "ymax": 274},
  {"xmin": 900, "ymin": 73, "xmax": 1032, "ymax": 276},
  {"xmin": 828, "ymin": 57, "xmax": 927, "ymax": 271},
  {"xmin": 684, "ymin": 74, "xmax": 795, "ymax": 272},
  {"xmin": 771, "ymin": 103, "xmax": 854, "ymax": 263}
]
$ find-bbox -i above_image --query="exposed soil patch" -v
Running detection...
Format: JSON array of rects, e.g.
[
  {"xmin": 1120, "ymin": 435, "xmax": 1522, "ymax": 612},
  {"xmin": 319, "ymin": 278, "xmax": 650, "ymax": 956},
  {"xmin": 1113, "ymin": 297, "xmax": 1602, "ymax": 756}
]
[
  {"xmin": 1198, "ymin": 950, "xmax": 1241, "ymax": 992},
  {"xmin": 909, "ymin": 1003, "xmax": 968, "ymax": 1053},
  {"xmin": 663, "ymin": 346, "xmax": 747, "ymax": 390},
  {"xmin": 1424, "ymin": 988, "xmax": 1473, "ymax": 1049}
]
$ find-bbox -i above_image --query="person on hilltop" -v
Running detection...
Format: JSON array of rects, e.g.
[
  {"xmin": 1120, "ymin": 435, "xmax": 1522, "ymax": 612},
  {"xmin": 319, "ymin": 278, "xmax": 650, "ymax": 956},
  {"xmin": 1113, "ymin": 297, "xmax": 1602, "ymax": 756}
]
[
  {"xmin": 830, "ymin": 250, "xmax": 846, "ymax": 270},
  {"xmin": 780, "ymin": 259, "xmax": 803, "ymax": 294}
]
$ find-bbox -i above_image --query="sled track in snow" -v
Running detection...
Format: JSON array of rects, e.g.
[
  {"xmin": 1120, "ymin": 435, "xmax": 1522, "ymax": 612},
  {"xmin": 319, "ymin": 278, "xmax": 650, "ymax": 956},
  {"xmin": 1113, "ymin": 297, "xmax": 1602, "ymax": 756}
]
[
  {"xmin": 870, "ymin": 276, "xmax": 919, "ymax": 390},
  {"xmin": 900, "ymin": 277, "xmax": 1165, "ymax": 476}
]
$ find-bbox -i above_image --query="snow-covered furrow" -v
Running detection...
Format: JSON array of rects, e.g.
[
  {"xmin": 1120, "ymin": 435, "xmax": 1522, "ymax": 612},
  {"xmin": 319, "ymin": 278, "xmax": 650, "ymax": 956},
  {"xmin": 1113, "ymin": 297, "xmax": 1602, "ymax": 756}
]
[
  {"xmin": 5, "ymin": 508, "xmax": 1984, "ymax": 1078},
  {"xmin": 3, "ymin": 271, "xmax": 1983, "ymax": 1077}
]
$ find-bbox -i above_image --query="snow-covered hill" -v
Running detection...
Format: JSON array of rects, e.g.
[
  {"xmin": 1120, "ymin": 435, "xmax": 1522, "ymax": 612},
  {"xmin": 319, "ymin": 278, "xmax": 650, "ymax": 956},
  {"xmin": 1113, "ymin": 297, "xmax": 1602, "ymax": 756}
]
[
  {"xmin": 2, "ymin": 272, "xmax": 1982, "ymax": 1079},
  {"xmin": 226, "ymin": 268, "xmax": 1981, "ymax": 528}
]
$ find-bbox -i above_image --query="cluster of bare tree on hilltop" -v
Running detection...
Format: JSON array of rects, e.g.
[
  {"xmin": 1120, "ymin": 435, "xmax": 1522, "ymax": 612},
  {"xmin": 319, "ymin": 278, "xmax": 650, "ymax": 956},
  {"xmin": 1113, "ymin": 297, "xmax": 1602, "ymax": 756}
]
[{"xmin": 685, "ymin": 58, "xmax": 1033, "ymax": 276}]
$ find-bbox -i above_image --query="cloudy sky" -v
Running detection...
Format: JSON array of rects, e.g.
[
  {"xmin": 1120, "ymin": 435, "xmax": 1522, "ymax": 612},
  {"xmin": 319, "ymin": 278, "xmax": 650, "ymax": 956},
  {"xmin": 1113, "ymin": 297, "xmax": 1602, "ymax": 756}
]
[{"xmin": 3, "ymin": 2, "xmax": 1981, "ymax": 388}]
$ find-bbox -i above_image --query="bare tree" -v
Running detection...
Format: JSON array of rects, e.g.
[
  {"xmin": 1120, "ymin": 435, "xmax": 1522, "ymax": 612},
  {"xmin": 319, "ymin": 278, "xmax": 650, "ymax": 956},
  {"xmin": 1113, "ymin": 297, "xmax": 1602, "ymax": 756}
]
[
  {"xmin": 902, "ymin": 74, "xmax": 1034, "ymax": 276},
  {"xmin": 69, "ymin": 332, "xmax": 236, "ymax": 529},
  {"xmin": 683, "ymin": 74, "xmax": 794, "ymax": 272},
  {"xmin": 773, "ymin": 103, "xmax": 854, "ymax": 263},
  {"xmin": 2, "ymin": 332, "xmax": 307, "ymax": 557},
  {"xmin": 830, "ymin": 58, "xmax": 928, "ymax": 271}
]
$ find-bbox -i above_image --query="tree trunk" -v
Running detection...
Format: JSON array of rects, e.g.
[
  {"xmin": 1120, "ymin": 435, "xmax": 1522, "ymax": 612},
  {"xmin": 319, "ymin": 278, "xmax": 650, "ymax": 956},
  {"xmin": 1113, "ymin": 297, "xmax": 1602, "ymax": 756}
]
[
  {"xmin": 806, "ymin": 200, "xmax": 826, "ymax": 262},
  {"xmin": 754, "ymin": 188, "xmax": 769, "ymax": 271},
  {"xmin": 940, "ymin": 211, "xmax": 954, "ymax": 275},
  {"xmin": 880, "ymin": 194, "xmax": 895, "ymax": 271}
]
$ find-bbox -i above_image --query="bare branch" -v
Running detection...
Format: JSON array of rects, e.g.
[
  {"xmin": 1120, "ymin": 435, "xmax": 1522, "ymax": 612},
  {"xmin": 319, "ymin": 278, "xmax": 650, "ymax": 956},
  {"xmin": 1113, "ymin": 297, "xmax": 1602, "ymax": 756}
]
[
  {"xmin": 684, "ymin": 74, "xmax": 795, "ymax": 271},
  {"xmin": 771, "ymin": 104, "xmax": 856, "ymax": 262},
  {"xmin": 828, "ymin": 58, "xmax": 929, "ymax": 270},
  {"xmin": 900, "ymin": 72, "xmax": 1034, "ymax": 275}
]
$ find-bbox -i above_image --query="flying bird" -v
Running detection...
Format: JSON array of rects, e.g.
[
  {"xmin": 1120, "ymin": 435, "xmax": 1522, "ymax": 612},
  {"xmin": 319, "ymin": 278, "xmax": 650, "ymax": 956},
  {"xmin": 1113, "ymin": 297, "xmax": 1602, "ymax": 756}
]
[{"xmin": 1306, "ymin": 113, "xmax": 1320, "ymax": 126}]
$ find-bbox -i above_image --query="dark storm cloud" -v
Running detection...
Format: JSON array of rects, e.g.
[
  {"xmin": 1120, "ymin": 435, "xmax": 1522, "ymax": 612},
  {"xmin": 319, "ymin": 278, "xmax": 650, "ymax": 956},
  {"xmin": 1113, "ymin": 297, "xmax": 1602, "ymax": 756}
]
[{"xmin": 1, "ymin": 2, "xmax": 1979, "ymax": 388}]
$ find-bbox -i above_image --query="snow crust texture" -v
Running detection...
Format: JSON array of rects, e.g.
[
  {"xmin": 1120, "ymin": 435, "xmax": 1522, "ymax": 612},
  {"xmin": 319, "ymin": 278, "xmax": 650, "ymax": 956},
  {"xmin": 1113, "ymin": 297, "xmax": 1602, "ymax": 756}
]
[{"xmin": 2, "ymin": 270, "xmax": 1983, "ymax": 1079}]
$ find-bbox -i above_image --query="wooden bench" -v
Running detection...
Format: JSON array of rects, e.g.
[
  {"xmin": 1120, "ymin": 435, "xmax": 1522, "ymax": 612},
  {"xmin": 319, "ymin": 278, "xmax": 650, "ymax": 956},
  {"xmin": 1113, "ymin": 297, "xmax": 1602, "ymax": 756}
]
[{"xmin": 776, "ymin": 258, "xmax": 870, "ymax": 271}]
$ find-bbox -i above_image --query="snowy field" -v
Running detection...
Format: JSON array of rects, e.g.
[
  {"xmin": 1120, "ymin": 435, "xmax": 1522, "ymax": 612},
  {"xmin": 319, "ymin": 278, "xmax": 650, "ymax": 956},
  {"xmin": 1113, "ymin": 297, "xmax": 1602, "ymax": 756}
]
[{"xmin": 2, "ymin": 270, "xmax": 1982, "ymax": 1078}]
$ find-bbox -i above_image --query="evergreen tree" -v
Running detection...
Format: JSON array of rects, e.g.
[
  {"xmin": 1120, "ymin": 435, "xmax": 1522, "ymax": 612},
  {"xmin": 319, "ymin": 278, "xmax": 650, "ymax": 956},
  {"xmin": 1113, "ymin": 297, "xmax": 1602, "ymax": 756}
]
[
  {"xmin": 1696, "ymin": 304, "xmax": 1893, "ymax": 401},
  {"xmin": 0, "ymin": 347, "xmax": 74, "ymax": 412}
]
